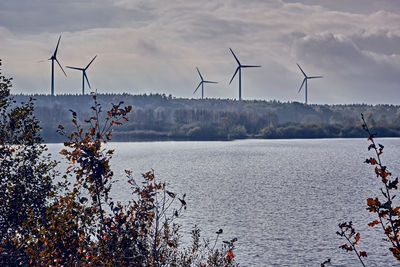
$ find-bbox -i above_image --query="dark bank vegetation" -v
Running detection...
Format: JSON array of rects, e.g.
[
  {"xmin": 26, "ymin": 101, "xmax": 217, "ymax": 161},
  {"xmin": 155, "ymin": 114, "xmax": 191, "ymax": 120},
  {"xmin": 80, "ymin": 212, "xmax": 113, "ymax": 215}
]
[
  {"xmin": 0, "ymin": 61, "xmax": 238, "ymax": 266},
  {"xmin": 12, "ymin": 93, "xmax": 400, "ymax": 142}
]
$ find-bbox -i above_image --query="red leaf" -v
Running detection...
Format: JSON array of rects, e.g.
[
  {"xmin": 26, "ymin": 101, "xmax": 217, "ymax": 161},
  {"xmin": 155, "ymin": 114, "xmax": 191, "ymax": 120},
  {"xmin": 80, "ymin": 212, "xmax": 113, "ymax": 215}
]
[
  {"xmin": 368, "ymin": 220, "xmax": 380, "ymax": 227},
  {"xmin": 354, "ymin": 232, "xmax": 360, "ymax": 245}
]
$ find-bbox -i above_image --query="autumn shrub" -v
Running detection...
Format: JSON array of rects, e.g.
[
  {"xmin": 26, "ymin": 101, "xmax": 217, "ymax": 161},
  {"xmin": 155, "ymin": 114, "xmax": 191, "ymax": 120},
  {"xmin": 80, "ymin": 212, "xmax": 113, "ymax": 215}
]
[
  {"xmin": 0, "ymin": 60, "xmax": 238, "ymax": 266},
  {"xmin": 0, "ymin": 60, "xmax": 57, "ymax": 265},
  {"xmin": 337, "ymin": 113, "xmax": 400, "ymax": 265}
]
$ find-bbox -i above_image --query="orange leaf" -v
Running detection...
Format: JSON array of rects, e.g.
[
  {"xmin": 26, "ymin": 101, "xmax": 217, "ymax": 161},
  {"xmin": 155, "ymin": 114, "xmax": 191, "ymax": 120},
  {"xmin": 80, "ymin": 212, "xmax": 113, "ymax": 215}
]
[
  {"xmin": 368, "ymin": 220, "xmax": 380, "ymax": 227},
  {"xmin": 227, "ymin": 250, "xmax": 234, "ymax": 260},
  {"xmin": 354, "ymin": 232, "xmax": 360, "ymax": 245},
  {"xmin": 367, "ymin": 198, "xmax": 375, "ymax": 206}
]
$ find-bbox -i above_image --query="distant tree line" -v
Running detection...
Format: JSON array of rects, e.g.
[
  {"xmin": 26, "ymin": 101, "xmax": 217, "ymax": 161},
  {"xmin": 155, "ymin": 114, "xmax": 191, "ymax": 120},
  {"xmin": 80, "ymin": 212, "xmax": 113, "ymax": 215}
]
[{"xmin": 12, "ymin": 94, "xmax": 400, "ymax": 141}]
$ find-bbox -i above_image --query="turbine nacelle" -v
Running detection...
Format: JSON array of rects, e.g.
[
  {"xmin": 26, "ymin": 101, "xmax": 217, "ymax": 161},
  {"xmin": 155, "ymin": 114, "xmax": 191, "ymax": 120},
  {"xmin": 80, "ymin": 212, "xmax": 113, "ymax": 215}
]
[
  {"xmin": 193, "ymin": 67, "xmax": 217, "ymax": 99},
  {"xmin": 229, "ymin": 48, "xmax": 261, "ymax": 101},
  {"xmin": 296, "ymin": 63, "xmax": 323, "ymax": 104},
  {"xmin": 49, "ymin": 35, "xmax": 67, "ymax": 77},
  {"xmin": 66, "ymin": 55, "xmax": 97, "ymax": 94},
  {"xmin": 48, "ymin": 35, "xmax": 67, "ymax": 96}
]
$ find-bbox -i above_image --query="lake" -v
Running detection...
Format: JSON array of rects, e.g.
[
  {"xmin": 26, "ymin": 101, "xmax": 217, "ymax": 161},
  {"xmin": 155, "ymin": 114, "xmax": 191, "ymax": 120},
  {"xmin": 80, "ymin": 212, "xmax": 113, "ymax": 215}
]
[{"xmin": 47, "ymin": 138, "xmax": 400, "ymax": 266}]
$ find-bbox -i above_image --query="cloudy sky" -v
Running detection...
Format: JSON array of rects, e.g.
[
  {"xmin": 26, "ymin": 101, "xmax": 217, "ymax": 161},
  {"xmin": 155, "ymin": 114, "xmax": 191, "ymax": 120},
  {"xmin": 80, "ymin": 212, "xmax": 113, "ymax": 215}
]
[{"xmin": 1, "ymin": 0, "xmax": 400, "ymax": 104}]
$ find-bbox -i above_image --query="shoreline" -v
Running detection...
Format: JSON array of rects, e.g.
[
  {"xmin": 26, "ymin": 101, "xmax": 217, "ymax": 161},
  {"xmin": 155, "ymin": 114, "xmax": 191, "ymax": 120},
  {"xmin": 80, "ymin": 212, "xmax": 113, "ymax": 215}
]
[{"xmin": 43, "ymin": 136, "xmax": 400, "ymax": 144}]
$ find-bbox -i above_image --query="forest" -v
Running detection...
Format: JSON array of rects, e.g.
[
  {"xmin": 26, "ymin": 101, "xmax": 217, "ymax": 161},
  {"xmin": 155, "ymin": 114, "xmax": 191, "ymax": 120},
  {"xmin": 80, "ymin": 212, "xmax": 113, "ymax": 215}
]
[{"xmin": 12, "ymin": 93, "xmax": 400, "ymax": 142}]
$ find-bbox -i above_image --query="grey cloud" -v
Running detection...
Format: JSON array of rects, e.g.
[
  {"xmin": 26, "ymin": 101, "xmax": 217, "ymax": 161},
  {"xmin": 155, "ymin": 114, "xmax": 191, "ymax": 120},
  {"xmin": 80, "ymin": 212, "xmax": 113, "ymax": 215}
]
[
  {"xmin": 293, "ymin": 33, "xmax": 367, "ymax": 73},
  {"xmin": 136, "ymin": 38, "xmax": 160, "ymax": 55},
  {"xmin": 0, "ymin": 0, "xmax": 155, "ymax": 34},
  {"xmin": 282, "ymin": 0, "xmax": 400, "ymax": 14},
  {"xmin": 353, "ymin": 30, "xmax": 400, "ymax": 55},
  {"xmin": 293, "ymin": 33, "xmax": 400, "ymax": 79},
  {"xmin": 292, "ymin": 32, "xmax": 400, "ymax": 103}
]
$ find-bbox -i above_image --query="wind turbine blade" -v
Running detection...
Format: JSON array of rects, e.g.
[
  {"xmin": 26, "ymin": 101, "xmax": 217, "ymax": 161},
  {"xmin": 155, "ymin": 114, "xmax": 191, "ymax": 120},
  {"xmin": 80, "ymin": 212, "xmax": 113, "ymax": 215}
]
[
  {"xmin": 229, "ymin": 48, "xmax": 241, "ymax": 66},
  {"xmin": 193, "ymin": 82, "xmax": 202, "ymax": 94},
  {"xmin": 196, "ymin": 67, "xmax": 203, "ymax": 81},
  {"xmin": 54, "ymin": 35, "xmax": 61, "ymax": 57},
  {"xmin": 85, "ymin": 55, "xmax": 97, "ymax": 69},
  {"xmin": 84, "ymin": 72, "xmax": 91, "ymax": 89},
  {"xmin": 297, "ymin": 63, "xmax": 307, "ymax": 78},
  {"xmin": 204, "ymin": 81, "xmax": 218, "ymax": 84},
  {"xmin": 308, "ymin": 76, "xmax": 323, "ymax": 79},
  {"xmin": 55, "ymin": 58, "xmax": 67, "ymax": 77},
  {"xmin": 229, "ymin": 67, "xmax": 240, "ymax": 85},
  {"xmin": 66, "ymin": 66, "xmax": 84, "ymax": 71},
  {"xmin": 298, "ymin": 78, "xmax": 306, "ymax": 93},
  {"xmin": 242, "ymin": 65, "xmax": 261, "ymax": 68}
]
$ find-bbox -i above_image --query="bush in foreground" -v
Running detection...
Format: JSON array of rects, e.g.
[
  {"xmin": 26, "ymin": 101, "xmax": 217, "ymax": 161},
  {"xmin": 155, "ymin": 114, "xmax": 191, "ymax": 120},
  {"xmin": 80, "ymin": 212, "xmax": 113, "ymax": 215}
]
[
  {"xmin": 0, "ymin": 61, "xmax": 238, "ymax": 266},
  {"xmin": 337, "ymin": 113, "xmax": 400, "ymax": 266}
]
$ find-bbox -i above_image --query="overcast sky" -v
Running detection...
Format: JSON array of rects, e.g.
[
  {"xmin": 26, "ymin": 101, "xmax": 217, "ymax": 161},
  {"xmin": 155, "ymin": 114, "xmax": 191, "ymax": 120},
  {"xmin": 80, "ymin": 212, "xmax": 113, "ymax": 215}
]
[{"xmin": 1, "ymin": 0, "xmax": 400, "ymax": 104}]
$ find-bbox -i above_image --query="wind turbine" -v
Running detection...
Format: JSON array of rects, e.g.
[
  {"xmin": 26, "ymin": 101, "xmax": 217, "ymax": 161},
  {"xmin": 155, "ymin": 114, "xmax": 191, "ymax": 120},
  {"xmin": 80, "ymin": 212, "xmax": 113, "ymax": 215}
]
[
  {"xmin": 193, "ymin": 67, "xmax": 217, "ymax": 99},
  {"xmin": 228, "ymin": 48, "xmax": 261, "ymax": 101},
  {"xmin": 66, "ymin": 55, "xmax": 97, "ymax": 95},
  {"xmin": 297, "ymin": 63, "xmax": 323, "ymax": 104},
  {"xmin": 49, "ymin": 35, "xmax": 67, "ymax": 96}
]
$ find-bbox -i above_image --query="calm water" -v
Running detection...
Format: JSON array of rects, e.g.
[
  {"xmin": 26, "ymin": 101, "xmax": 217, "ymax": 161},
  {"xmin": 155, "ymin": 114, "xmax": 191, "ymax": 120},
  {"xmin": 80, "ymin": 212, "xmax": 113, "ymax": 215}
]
[{"xmin": 47, "ymin": 138, "xmax": 400, "ymax": 266}]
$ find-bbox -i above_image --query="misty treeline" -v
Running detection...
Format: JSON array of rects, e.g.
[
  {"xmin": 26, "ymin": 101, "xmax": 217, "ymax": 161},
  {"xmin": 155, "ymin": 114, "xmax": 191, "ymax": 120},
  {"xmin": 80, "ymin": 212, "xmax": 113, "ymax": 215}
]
[{"xmin": 12, "ymin": 93, "xmax": 400, "ymax": 141}]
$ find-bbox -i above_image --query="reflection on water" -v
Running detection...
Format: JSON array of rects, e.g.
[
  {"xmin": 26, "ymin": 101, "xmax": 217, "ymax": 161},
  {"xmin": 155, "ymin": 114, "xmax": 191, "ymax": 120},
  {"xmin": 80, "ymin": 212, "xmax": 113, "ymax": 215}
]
[{"xmin": 47, "ymin": 138, "xmax": 400, "ymax": 266}]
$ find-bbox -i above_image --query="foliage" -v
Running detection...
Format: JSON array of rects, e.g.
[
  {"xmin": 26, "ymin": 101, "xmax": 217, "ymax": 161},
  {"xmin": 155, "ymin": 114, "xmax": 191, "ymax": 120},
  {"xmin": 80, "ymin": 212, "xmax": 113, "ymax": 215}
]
[
  {"xmin": 336, "ymin": 221, "xmax": 367, "ymax": 266},
  {"xmin": 228, "ymin": 125, "xmax": 247, "ymax": 139},
  {"xmin": 176, "ymin": 226, "xmax": 237, "ymax": 266},
  {"xmin": 259, "ymin": 122, "xmax": 366, "ymax": 139},
  {"xmin": 361, "ymin": 113, "xmax": 400, "ymax": 260},
  {"xmin": 38, "ymin": 96, "xmax": 238, "ymax": 265},
  {"xmin": 338, "ymin": 113, "xmax": 400, "ymax": 265},
  {"xmin": 0, "ymin": 60, "xmax": 57, "ymax": 265},
  {"xmin": 0, "ymin": 61, "xmax": 238, "ymax": 265}
]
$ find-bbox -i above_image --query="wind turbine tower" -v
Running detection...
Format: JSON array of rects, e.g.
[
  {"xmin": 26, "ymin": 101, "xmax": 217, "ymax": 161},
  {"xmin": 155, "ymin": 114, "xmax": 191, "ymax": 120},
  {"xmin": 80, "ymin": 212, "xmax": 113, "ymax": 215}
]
[
  {"xmin": 49, "ymin": 35, "xmax": 67, "ymax": 96},
  {"xmin": 66, "ymin": 55, "xmax": 97, "ymax": 95},
  {"xmin": 193, "ymin": 67, "xmax": 217, "ymax": 99},
  {"xmin": 297, "ymin": 63, "xmax": 323, "ymax": 104},
  {"xmin": 229, "ymin": 48, "xmax": 261, "ymax": 101}
]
